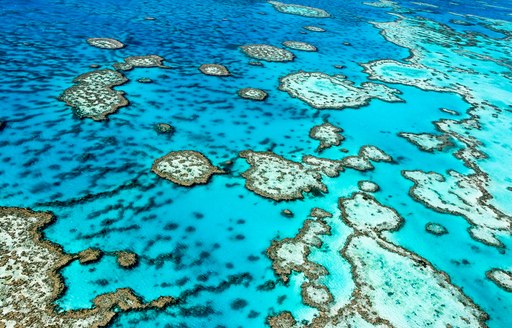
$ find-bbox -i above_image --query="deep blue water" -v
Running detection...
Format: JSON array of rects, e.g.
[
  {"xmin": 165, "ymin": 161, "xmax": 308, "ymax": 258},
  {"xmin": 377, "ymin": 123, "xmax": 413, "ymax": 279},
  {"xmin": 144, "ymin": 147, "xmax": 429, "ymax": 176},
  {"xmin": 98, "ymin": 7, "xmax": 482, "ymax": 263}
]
[{"xmin": 1, "ymin": 0, "xmax": 511, "ymax": 327}]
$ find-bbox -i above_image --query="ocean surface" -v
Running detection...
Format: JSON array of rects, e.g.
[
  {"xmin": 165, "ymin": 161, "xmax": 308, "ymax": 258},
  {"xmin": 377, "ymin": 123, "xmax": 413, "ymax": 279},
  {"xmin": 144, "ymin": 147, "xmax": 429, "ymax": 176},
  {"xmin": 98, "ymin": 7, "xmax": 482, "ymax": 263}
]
[{"xmin": 0, "ymin": 0, "xmax": 511, "ymax": 327}]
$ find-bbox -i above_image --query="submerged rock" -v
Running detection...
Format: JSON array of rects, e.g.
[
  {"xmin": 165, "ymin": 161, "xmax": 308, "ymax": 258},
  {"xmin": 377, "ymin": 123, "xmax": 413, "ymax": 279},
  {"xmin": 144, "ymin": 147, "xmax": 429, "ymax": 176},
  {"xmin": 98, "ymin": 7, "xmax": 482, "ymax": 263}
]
[
  {"xmin": 137, "ymin": 77, "xmax": 153, "ymax": 83},
  {"xmin": 281, "ymin": 209, "xmax": 294, "ymax": 218}
]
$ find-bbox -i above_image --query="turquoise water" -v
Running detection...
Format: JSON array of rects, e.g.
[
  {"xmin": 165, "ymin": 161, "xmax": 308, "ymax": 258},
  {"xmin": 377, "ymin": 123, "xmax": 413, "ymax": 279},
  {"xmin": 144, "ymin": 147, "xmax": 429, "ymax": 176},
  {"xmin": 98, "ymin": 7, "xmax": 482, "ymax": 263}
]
[{"xmin": 1, "ymin": 0, "xmax": 511, "ymax": 326}]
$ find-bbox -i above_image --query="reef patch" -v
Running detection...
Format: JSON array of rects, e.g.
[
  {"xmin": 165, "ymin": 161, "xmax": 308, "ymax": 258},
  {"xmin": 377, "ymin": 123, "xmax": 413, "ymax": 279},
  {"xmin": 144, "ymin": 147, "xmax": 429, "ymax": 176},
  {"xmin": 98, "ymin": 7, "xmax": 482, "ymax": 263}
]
[
  {"xmin": 309, "ymin": 122, "xmax": 344, "ymax": 152},
  {"xmin": 239, "ymin": 150, "xmax": 326, "ymax": 201},
  {"xmin": 425, "ymin": 222, "xmax": 448, "ymax": 236},
  {"xmin": 279, "ymin": 71, "xmax": 402, "ymax": 109},
  {"xmin": 199, "ymin": 64, "xmax": 231, "ymax": 76},
  {"xmin": 304, "ymin": 26, "xmax": 326, "ymax": 32},
  {"xmin": 268, "ymin": 1, "xmax": 330, "ymax": 18},
  {"xmin": 86, "ymin": 38, "xmax": 125, "ymax": 49},
  {"xmin": 114, "ymin": 55, "xmax": 168, "ymax": 71},
  {"xmin": 340, "ymin": 145, "xmax": 394, "ymax": 171},
  {"xmin": 358, "ymin": 180, "xmax": 380, "ymax": 193},
  {"xmin": 399, "ymin": 132, "xmax": 453, "ymax": 152},
  {"xmin": 152, "ymin": 150, "xmax": 223, "ymax": 187},
  {"xmin": 283, "ymin": 41, "xmax": 317, "ymax": 52},
  {"xmin": 238, "ymin": 88, "xmax": 268, "ymax": 101},
  {"xmin": 240, "ymin": 44, "xmax": 295, "ymax": 62},
  {"xmin": 59, "ymin": 69, "xmax": 129, "ymax": 120}
]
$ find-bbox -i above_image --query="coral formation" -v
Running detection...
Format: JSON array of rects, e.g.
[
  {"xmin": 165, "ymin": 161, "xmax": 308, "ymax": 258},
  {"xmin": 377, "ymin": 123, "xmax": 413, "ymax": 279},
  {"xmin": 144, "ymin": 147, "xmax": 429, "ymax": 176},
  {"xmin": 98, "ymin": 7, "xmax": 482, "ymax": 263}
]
[
  {"xmin": 358, "ymin": 180, "xmax": 380, "ymax": 193},
  {"xmin": 486, "ymin": 269, "xmax": 512, "ymax": 292},
  {"xmin": 403, "ymin": 170, "xmax": 510, "ymax": 247},
  {"xmin": 114, "ymin": 55, "xmax": 168, "ymax": 71},
  {"xmin": 59, "ymin": 69, "xmax": 129, "ymax": 120},
  {"xmin": 199, "ymin": 64, "xmax": 231, "ymax": 76},
  {"xmin": 238, "ymin": 88, "xmax": 268, "ymax": 101},
  {"xmin": 303, "ymin": 26, "xmax": 325, "ymax": 32},
  {"xmin": 240, "ymin": 44, "xmax": 295, "ymax": 62},
  {"xmin": 309, "ymin": 122, "xmax": 344, "ymax": 152},
  {"xmin": 268, "ymin": 1, "xmax": 330, "ymax": 18},
  {"xmin": 282, "ymin": 41, "xmax": 317, "ymax": 52},
  {"xmin": 116, "ymin": 251, "xmax": 139, "ymax": 269},
  {"xmin": 279, "ymin": 71, "xmax": 402, "ymax": 109},
  {"xmin": 240, "ymin": 150, "xmax": 326, "ymax": 201},
  {"xmin": 152, "ymin": 150, "xmax": 223, "ymax": 187},
  {"xmin": 0, "ymin": 207, "xmax": 176, "ymax": 328},
  {"xmin": 425, "ymin": 222, "xmax": 448, "ymax": 236},
  {"xmin": 399, "ymin": 132, "xmax": 453, "ymax": 152},
  {"xmin": 86, "ymin": 38, "xmax": 125, "ymax": 49}
]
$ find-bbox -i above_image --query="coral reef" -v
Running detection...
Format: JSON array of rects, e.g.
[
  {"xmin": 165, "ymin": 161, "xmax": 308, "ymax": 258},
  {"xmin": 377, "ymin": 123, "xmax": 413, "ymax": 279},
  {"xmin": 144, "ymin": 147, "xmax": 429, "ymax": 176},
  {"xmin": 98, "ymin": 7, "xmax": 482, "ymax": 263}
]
[
  {"xmin": 86, "ymin": 38, "xmax": 125, "ymax": 49},
  {"xmin": 398, "ymin": 132, "xmax": 453, "ymax": 152},
  {"xmin": 152, "ymin": 150, "xmax": 223, "ymax": 186},
  {"xmin": 240, "ymin": 44, "xmax": 295, "ymax": 62},
  {"xmin": 199, "ymin": 64, "xmax": 231, "ymax": 76},
  {"xmin": 358, "ymin": 180, "xmax": 380, "ymax": 193},
  {"xmin": 268, "ymin": 193, "xmax": 489, "ymax": 327},
  {"xmin": 403, "ymin": 170, "xmax": 510, "ymax": 247},
  {"xmin": 238, "ymin": 88, "xmax": 268, "ymax": 101},
  {"xmin": 303, "ymin": 26, "xmax": 325, "ymax": 32},
  {"xmin": 114, "ymin": 55, "xmax": 168, "ymax": 71},
  {"xmin": 59, "ymin": 69, "xmax": 129, "ymax": 120},
  {"xmin": 486, "ymin": 269, "xmax": 512, "ymax": 292},
  {"xmin": 0, "ymin": 207, "xmax": 176, "ymax": 328},
  {"xmin": 279, "ymin": 71, "xmax": 402, "ymax": 109},
  {"xmin": 268, "ymin": 1, "xmax": 330, "ymax": 18},
  {"xmin": 240, "ymin": 150, "xmax": 326, "ymax": 201},
  {"xmin": 425, "ymin": 222, "xmax": 448, "ymax": 236},
  {"xmin": 309, "ymin": 122, "xmax": 344, "ymax": 152},
  {"xmin": 116, "ymin": 251, "xmax": 139, "ymax": 269},
  {"xmin": 282, "ymin": 41, "xmax": 317, "ymax": 52}
]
